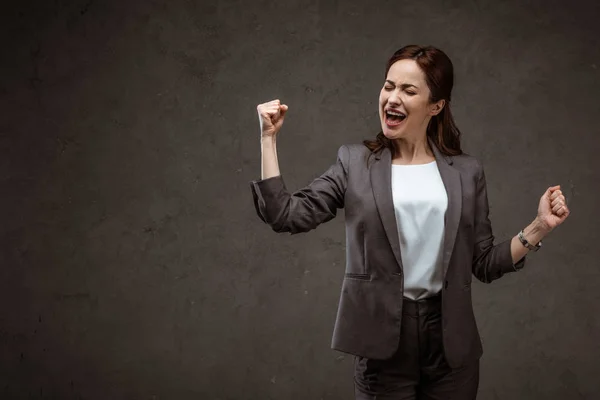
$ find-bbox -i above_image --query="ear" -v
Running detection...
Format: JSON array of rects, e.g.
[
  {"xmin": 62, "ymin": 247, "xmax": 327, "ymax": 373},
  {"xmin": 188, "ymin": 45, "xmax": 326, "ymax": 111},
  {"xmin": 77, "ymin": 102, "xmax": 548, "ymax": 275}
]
[{"xmin": 429, "ymin": 99, "xmax": 445, "ymax": 116}]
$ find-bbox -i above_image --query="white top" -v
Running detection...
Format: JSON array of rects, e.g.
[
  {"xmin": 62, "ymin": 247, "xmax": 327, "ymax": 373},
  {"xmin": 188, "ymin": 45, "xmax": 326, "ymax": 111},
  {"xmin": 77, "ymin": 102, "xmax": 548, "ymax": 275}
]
[{"xmin": 391, "ymin": 161, "xmax": 448, "ymax": 300}]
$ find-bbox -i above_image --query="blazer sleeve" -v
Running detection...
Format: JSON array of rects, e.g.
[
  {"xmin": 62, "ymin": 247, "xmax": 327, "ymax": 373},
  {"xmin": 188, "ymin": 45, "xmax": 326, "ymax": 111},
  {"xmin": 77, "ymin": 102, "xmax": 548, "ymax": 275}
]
[
  {"xmin": 249, "ymin": 144, "xmax": 349, "ymax": 235},
  {"xmin": 471, "ymin": 160, "xmax": 526, "ymax": 283}
]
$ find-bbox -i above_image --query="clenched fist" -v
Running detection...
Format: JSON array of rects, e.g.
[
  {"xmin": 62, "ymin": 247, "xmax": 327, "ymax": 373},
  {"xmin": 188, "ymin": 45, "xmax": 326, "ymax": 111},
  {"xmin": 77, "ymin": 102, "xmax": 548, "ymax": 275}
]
[
  {"xmin": 537, "ymin": 185, "xmax": 570, "ymax": 232},
  {"xmin": 257, "ymin": 99, "xmax": 288, "ymax": 138}
]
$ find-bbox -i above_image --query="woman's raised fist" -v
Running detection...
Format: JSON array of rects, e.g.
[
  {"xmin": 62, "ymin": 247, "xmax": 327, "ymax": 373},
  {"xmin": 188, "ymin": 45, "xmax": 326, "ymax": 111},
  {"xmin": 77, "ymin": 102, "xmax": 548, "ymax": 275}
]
[{"xmin": 256, "ymin": 99, "xmax": 288, "ymax": 138}]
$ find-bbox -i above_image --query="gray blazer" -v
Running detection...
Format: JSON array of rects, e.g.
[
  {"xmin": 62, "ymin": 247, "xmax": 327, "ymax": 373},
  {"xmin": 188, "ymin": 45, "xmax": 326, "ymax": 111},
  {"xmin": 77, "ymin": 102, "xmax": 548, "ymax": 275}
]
[{"xmin": 249, "ymin": 136, "xmax": 526, "ymax": 368}]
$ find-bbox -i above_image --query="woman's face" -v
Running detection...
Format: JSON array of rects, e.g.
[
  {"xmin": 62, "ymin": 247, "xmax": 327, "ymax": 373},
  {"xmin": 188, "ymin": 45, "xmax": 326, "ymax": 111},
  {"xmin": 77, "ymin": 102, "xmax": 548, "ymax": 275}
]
[{"xmin": 378, "ymin": 59, "xmax": 444, "ymax": 140}]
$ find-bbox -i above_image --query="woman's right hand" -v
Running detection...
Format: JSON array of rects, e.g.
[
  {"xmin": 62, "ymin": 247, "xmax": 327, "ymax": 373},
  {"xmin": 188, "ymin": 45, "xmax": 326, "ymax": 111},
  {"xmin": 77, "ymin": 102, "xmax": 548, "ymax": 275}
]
[{"xmin": 257, "ymin": 99, "xmax": 288, "ymax": 138}]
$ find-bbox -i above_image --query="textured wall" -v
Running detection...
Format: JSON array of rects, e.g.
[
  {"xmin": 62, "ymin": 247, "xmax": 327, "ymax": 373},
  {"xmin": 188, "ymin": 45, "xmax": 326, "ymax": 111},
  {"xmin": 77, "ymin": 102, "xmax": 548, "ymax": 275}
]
[{"xmin": 1, "ymin": 0, "xmax": 599, "ymax": 398}]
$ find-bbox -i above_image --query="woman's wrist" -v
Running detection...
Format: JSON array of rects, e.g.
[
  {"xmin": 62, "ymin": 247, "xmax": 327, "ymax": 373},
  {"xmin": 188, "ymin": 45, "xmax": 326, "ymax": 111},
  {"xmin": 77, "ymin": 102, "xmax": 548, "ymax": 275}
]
[
  {"xmin": 523, "ymin": 218, "xmax": 551, "ymax": 245},
  {"xmin": 260, "ymin": 134, "xmax": 277, "ymax": 143}
]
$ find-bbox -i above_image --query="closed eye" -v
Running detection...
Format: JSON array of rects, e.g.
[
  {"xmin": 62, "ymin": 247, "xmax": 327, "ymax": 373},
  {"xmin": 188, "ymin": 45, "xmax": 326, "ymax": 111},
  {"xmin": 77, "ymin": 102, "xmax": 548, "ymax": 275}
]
[{"xmin": 384, "ymin": 86, "xmax": 416, "ymax": 96}]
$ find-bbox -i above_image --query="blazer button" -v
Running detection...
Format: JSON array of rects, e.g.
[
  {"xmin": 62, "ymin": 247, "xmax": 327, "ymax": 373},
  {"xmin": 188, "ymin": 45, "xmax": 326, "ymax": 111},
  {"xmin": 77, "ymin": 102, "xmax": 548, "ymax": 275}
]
[{"xmin": 444, "ymin": 280, "xmax": 449, "ymax": 289}]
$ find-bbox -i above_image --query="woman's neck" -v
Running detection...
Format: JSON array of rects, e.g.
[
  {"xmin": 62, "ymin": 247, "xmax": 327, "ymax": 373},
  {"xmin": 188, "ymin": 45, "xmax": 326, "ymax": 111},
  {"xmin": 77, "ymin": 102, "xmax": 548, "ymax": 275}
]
[{"xmin": 392, "ymin": 136, "xmax": 434, "ymax": 164}]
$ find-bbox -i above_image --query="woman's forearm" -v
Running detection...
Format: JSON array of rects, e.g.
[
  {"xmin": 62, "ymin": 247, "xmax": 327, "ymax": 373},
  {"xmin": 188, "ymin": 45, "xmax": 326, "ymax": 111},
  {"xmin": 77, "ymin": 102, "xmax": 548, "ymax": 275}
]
[
  {"xmin": 261, "ymin": 135, "xmax": 281, "ymax": 180},
  {"xmin": 510, "ymin": 218, "xmax": 550, "ymax": 264}
]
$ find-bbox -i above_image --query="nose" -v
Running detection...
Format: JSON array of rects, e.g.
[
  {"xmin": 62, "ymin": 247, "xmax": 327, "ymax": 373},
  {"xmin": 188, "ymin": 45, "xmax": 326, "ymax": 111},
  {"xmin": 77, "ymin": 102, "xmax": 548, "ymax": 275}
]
[{"xmin": 387, "ymin": 89, "xmax": 402, "ymax": 106}]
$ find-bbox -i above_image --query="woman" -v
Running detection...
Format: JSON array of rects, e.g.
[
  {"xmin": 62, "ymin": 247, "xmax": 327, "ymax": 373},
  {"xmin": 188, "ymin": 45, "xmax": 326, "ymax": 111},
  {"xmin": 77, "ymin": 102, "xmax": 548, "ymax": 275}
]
[{"xmin": 250, "ymin": 45, "xmax": 570, "ymax": 399}]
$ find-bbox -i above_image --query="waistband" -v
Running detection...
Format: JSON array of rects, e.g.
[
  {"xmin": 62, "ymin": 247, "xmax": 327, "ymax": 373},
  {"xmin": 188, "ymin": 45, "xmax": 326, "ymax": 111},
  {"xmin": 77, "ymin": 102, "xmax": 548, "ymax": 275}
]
[{"xmin": 402, "ymin": 291, "xmax": 442, "ymax": 316}]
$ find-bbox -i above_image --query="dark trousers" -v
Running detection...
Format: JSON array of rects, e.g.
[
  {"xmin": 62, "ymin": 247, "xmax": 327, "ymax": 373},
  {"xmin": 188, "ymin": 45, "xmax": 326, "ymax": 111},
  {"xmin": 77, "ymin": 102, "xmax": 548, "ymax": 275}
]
[{"xmin": 354, "ymin": 292, "xmax": 480, "ymax": 399}]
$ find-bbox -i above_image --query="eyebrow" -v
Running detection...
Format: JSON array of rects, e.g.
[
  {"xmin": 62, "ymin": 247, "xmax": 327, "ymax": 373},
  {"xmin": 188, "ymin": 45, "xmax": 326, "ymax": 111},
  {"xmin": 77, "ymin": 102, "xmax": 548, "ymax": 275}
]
[{"xmin": 385, "ymin": 80, "xmax": 418, "ymax": 89}]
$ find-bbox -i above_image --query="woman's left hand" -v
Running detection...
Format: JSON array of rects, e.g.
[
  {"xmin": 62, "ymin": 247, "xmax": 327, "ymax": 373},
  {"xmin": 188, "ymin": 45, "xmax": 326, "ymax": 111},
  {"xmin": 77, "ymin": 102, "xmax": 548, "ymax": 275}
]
[{"xmin": 536, "ymin": 185, "xmax": 570, "ymax": 232}]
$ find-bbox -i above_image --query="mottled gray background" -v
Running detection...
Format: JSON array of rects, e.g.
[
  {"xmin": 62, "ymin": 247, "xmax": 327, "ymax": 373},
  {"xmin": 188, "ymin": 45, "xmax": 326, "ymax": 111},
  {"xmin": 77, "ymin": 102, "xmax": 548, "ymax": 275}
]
[{"xmin": 1, "ymin": 0, "xmax": 599, "ymax": 398}]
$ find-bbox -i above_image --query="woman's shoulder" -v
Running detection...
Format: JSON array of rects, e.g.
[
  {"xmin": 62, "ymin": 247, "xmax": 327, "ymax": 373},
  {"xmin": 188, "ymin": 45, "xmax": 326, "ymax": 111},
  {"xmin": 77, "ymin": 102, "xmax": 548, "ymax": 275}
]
[
  {"xmin": 336, "ymin": 143, "xmax": 373, "ymax": 168},
  {"xmin": 335, "ymin": 144, "xmax": 484, "ymax": 175},
  {"xmin": 448, "ymin": 152, "xmax": 485, "ymax": 181},
  {"xmin": 451, "ymin": 152, "xmax": 482, "ymax": 168},
  {"xmin": 339, "ymin": 143, "xmax": 371, "ymax": 156},
  {"xmin": 339, "ymin": 144, "xmax": 480, "ymax": 163}
]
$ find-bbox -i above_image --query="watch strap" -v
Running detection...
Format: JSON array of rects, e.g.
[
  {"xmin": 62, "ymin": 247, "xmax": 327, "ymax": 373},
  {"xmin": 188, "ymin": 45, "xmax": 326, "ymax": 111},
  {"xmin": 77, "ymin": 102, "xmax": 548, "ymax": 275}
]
[{"xmin": 518, "ymin": 229, "xmax": 542, "ymax": 252}]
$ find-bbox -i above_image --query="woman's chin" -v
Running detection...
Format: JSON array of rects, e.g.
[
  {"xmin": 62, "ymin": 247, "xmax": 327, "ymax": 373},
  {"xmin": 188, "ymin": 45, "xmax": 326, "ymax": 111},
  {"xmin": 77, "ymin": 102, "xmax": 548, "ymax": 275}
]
[{"xmin": 382, "ymin": 125, "xmax": 401, "ymax": 139}]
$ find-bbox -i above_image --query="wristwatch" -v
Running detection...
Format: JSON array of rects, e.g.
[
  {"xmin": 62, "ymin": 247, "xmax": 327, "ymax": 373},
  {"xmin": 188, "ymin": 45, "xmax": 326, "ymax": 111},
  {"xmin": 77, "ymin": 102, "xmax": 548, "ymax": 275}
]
[{"xmin": 518, "ymin": 230, "xmax": 542, "ymax": 252}]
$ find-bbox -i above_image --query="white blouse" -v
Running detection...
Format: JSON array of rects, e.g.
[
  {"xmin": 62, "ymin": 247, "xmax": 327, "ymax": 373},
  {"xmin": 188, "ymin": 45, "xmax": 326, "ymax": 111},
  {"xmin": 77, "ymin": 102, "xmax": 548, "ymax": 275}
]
[{"xmin": 391, "ymin": 161, "xmax": 448, "ymax": 300}]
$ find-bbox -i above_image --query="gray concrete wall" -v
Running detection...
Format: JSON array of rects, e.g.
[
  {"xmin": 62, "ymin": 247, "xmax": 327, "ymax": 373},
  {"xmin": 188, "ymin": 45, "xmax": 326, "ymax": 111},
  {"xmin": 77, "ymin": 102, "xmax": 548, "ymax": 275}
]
[{"xmin": 1, "ymin": 0, "xmax": 599, "ymax": 398}]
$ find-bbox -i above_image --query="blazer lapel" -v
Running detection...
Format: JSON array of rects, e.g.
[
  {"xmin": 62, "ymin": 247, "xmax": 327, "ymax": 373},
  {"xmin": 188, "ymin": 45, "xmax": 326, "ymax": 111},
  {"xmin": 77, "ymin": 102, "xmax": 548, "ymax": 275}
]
[
  {"xmin": 369, "ymin": 137, "xmax": 462, "ymax": 278},
  {"xmin": 370, "ymin": 146, "xmax": 404, "ymax": 273}
]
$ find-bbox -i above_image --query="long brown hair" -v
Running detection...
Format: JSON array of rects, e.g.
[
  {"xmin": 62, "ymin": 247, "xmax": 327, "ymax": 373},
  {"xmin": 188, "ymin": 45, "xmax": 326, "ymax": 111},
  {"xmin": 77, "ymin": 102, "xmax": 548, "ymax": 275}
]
[{"xmin": 363, "ymin": 45, "xmax": 463, "ymax": 163}]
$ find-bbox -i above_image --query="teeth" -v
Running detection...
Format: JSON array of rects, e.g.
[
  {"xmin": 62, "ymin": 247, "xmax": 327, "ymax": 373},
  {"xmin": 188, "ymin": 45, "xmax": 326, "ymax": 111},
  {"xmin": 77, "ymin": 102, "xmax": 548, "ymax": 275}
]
[{"xmin": 386, "ymin": 110, "xmax": 405, "ymax": 117}]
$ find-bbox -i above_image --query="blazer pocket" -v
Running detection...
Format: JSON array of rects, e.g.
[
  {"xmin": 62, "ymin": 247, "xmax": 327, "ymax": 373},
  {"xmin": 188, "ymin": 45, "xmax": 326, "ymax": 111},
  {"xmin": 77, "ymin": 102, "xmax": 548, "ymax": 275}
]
[{"xmin": 344, "ymin": 273, "xmax": 371, "ymax": 281}]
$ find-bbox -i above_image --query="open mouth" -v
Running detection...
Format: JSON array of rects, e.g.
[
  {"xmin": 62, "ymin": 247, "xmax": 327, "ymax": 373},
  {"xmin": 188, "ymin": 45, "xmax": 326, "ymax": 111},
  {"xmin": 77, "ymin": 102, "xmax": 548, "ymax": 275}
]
[{"xmin": 384, "ymin": 110, "xmax": 407, "ymax": 126}]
